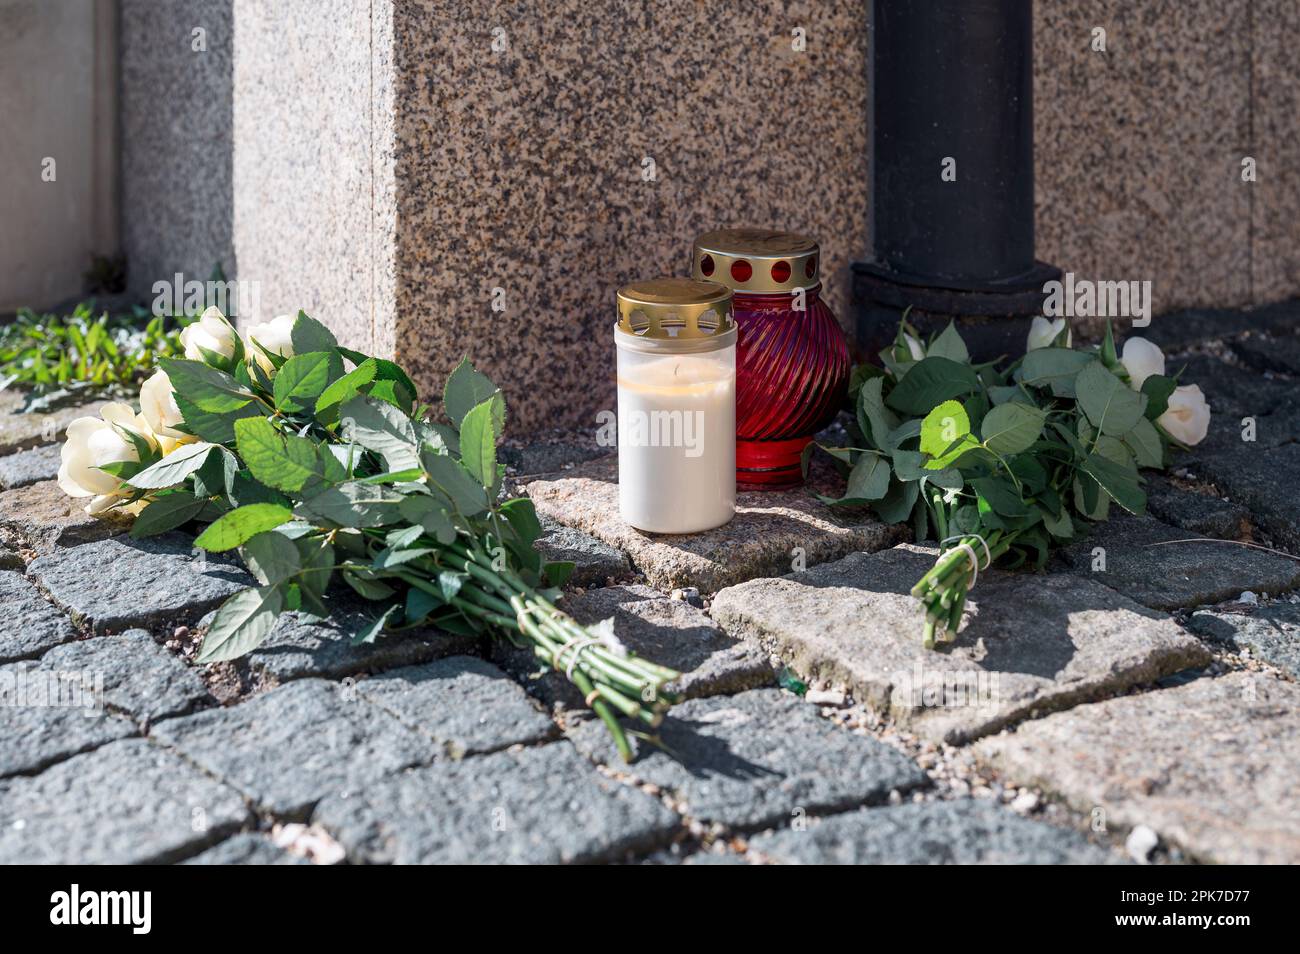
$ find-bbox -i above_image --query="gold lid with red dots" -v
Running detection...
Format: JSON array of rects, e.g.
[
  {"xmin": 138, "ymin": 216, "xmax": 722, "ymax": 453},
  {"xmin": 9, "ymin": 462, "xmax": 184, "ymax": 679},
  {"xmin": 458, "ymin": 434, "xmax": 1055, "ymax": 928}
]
[{"xmin": 691, "ymin": 228, "xmax": 820, "ymax": 294}]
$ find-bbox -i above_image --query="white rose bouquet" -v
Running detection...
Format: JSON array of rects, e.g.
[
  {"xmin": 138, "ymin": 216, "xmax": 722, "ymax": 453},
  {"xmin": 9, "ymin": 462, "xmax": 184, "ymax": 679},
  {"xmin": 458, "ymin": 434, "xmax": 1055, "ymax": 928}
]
[
  {"xmin": 57, "ymin": 308, "xmax": 678, "ymax": 760},
  {"xmin": 820, "ymin": 319, "xmax": 1211, "ymax": 647}
]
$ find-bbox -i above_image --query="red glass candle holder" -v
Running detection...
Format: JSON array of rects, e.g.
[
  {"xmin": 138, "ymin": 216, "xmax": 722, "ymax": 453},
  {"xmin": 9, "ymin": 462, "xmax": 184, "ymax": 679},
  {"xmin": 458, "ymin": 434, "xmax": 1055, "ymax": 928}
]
[{"xmin": 692, "ymin": 229, "xmax": 850, "ymax": 487}]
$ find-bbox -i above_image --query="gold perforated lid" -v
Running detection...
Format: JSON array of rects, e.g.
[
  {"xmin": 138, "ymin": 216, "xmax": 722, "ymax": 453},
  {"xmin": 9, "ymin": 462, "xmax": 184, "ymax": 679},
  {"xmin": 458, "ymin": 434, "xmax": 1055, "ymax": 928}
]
[
  {"xmin": 691, "ymin": 228, "xmax": 820, "ymax": 294},
  {"xmin": 616, "ymin": 278, "xmax": 734, "ymax": 339}
]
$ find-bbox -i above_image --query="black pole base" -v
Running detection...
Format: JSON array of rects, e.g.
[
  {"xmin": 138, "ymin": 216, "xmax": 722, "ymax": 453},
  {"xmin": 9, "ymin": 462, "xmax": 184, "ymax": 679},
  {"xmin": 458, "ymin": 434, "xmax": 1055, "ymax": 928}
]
[{"xmin": 850, "ymin": 258, "xmax": 1063, "ymax": 366}]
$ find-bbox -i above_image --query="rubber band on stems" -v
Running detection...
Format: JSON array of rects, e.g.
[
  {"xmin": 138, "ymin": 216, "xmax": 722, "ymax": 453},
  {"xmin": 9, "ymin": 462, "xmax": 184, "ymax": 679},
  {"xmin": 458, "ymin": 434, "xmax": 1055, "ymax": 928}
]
[{"xmin": 938, "ymin": 534, "xmax": 992, "ymax": 590}]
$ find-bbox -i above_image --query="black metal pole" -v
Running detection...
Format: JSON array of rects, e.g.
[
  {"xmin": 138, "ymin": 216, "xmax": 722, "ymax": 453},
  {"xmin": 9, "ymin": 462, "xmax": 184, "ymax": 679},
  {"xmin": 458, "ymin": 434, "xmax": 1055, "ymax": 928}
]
[{"xmin": 854, "ymin": 0, "xmax": 1060, "ymax": 360}]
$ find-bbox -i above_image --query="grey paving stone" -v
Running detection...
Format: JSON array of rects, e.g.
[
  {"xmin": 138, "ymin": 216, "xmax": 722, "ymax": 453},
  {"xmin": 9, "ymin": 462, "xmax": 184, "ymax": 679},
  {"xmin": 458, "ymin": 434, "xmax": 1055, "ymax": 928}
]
[
  {"xmin": 1188, "ymin": 602, "xmax": 1300, "ymax": 678},
  {"xmin": 1142, "ymin": 301, "xmax": 1298, "ymax": 350},
  {"xmin": 0, "ymin": 444, "xmax": 61, "ymax": 490},
  {"xmin": 0, "ymin": 568, "xmax": 79, "ymax": 663},
  {"xmin": 1143, "ymin": 475, "xmax": 1249, "ymax": 540},
  {"xmin": 1191, "ymin": 440, "xmax": 1300, "ymax": 552},
  {"xmin": 38, "ymin": 629, "xmax": 210, "ymax": 722},
  {"xmin": 27, "ymin": 532, "xmax": 251, "ymax": 634},
  {"xmin": 182, "ymin": 832, "xmax": 308, "ymax": 865},
  {"xmin": 0, "ymin": 660, "xmax": 135, "ymax": 778},
  {"xmin": 1230, "ymin": 331, "xmax": 1300, "ymax": 377},
  {"xmin": 0, "ymin": 541, "xmax": 21, "ymax": 571},
  {"xmin": 712, "ymin": 545, "xmax": 1210, "ymax": 745},
  {"xmin": 535, "ymin": 516, "xmax": 631, "ymax": 586},
  {"xmin": 0, "ymin": 738, "xmax": 249, "ymax": 864},
  {"xmin": 354, "ymin": 656, "xmax": 556, "ymax": 757},
  {"xmin": 567, "ymin": 688, "xmax": 927, "ymax": 830},
  {"xmin": 234, "ymin": 603, "xmax": 476, "ymax": 683},
  {"xmin": 748, "ymin": 799, "xmax": 1119, "ymax": 865},
  {"xmin": 975, "ymin": 673, "xmax": 1300, "ymax": 865},
  {"xmin": 151, "ymin": 678, "xmax": 440, "ymax": 818},
  {"xmin": 313, "ymin": 740, "xmax": 679, "ymax": 863},
  {"xmin": 0, "ymin": 393, "xmax": 108, "ymax": 456},
  {"xmin": 0, "ymin": 479, "xmax": 133, "ymax": 550},
  {"xmin": 1172, "ymin": 353, "xmax": 1295, "ymax": 420},
  {"xmin": 1059, "ymin": 514, "xmax": 1300, "ymax": 610},
  {"xmin": 493, "ymin": 584, "xmax": 773, "ymax": 710},
  {"xmin": 527, "ymin": 455, "xmax": 905, "ymax": 594}
]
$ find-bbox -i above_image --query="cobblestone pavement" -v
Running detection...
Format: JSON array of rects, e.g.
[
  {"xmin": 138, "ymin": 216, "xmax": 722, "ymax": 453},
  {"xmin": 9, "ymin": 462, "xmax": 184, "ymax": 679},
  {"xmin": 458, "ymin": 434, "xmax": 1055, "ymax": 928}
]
[{"xmin": 1, "ymin": 304, "xmax": 1298, "ymax": 864}]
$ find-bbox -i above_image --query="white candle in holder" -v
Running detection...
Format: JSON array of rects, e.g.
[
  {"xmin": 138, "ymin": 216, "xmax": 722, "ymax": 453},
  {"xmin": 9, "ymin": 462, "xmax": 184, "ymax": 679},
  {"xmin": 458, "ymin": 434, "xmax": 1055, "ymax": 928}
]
[{"xmin": 615, "ymin": 279, "xmax": 736, "ymax": 534}]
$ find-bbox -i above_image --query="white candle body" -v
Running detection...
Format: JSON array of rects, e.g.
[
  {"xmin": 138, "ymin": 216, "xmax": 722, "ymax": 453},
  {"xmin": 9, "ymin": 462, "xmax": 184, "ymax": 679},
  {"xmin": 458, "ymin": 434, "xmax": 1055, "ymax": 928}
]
[{"xmin": 616, "ymin": 348, "xmax": 735, "ymax": 534}]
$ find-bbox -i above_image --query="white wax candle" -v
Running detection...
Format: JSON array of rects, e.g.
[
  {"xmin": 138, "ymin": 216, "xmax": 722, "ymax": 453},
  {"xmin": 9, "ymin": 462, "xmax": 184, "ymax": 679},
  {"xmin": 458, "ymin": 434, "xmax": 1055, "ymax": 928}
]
[{"xmin": 617, "ymin": 351, "xmax": 735, "ymax": 533}]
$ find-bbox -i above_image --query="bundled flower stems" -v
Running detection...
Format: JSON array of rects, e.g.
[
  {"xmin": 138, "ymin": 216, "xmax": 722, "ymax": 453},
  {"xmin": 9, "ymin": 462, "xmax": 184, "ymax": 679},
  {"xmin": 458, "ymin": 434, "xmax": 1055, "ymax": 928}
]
[{"xmin": 56, "ymin": 307, "xmax": 679, "ymax": 760}]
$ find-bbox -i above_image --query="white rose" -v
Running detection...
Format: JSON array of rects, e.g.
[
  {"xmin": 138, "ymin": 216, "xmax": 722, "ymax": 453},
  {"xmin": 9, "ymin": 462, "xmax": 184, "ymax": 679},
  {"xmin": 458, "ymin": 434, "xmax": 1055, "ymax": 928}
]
[
  {"xmin": 1120, "ymin": 337, "xmax": 1165, "ymax": 390},
  {"xmin": 1158, "ymin": 384, "xmax": 1211, "ymax": 446},
  {"xmin": 903, "ymin": 333, "xmax": 925, "ymax": 361},
  {"xmin": 139, "ymin": 368, "xmax": 192, "ymax": 445},
  {"xmin": 1027, "ymin": 316, "xmax": 1070, "ymax": 351},
  {"xmin": 57, "ymin": 403, "xmax": 158, "ymax": 514},
  {"xmin": 180, "ymin": 306, "xmax": 238, "ymax": 362},
  {"xmin": 245, "ymin": 314, "xmax": 297, "ymax": 373}
]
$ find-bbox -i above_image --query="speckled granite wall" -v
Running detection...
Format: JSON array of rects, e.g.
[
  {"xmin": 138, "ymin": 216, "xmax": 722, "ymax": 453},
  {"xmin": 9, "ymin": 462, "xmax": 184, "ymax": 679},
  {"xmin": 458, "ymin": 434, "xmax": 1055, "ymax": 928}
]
[
  {"xmin": 120, "ymin": 0, "xmax": 233, "ymax": 300},
  {"xmin": 1033, "ymin": 0, "xmax": 1253, "ymax": 314},
  {"xmin": 384, "ymin": 0, "xmax": 870, "ymax": 430},
  {"xmin": 120, "ymin": 0, "xmax": 1299, "ymax": 429}
]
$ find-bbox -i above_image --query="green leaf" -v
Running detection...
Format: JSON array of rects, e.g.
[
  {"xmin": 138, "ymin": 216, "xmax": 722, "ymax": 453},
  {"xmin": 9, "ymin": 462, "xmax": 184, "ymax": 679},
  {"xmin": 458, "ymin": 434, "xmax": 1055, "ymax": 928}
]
[
  {"xmin": 1080, "ymin": 452, "xmax": 1147, "ymax": 514},
  {"xmin": 1042, "ymin": 506, "xmax": 1074, "ymax": 539},
  {"xmin": 295, "ymin": 536, "xmax": 334, "ymax": 598},
  {"xmin": 340, "ymin": 395, "xmax": 420, "ymax": 472},
  {"xmin": 315, "ymin": 358, "xmax": 378, "ymax": 418},
  {"xmin": 174, "ymin": 393, "xmax": 261, "ymax": 444},
  {"xmin": 130, "ymin": 494, "xmax": 209, "ymax": 539},
  {"xmin": 298, "ymin": 481, "xmax": 405, "ymax": 528},
  {"xmin": 398, "ymin": 494, "xmax": 458, "ymax": 544},
  {"xmin": 240, "ymin": 531, "xmax": 302, "ymax": 584},
  {"xmin": 234, "ymin": 417, "xmax": 330, "ymax": 493},
  {"xmin": 979, "ymin": 403, "xmax": 1046, "ymax": 456},
  {"xmin": 289, "ymin": 311, "xmax": 338, "ymax": 354},
  {"xmin": 1019, "ymin": 348, "xmax": 1094, "ymax": 398},
  {"xmin": 159, "ymin": 358, "xmax": 256, "ymax": 413},
  {"xmin": 273, "ymin": 351, "xmax": 342, "ymax": 413},
  {"xmin": 544, "ymin": 561, "xmax": 575, "ymax": 587},
  {"xmin": 926, "ymin": 321, "xmax": 970, "ymax": 363},
  {"xmin": 127, "ymin": 441, "xmax": 215, "ymax": 489},
  {"xmin": 194, "ymin": 503, "xmax": 295, "ymax": 551},
  {"xmin": 886, "ymin": 357, "xmax": 982, "ymax": 416},
  {"xmin": 1124, "ymin": 416, "xmax": 1164, "ymax": 469},
  {"xmin": 856, "ymin": 377, "xmax": 899, "ymax": 449},
  {"xmin": 422, "ymin": 450, "xmax": 488, "ymax": 516},
  {"xmin": 1141, "ymin": 374, "xmax": 1177, "ymax": 420},
  {"xmin": 351, "ymin": 605, "xmax": 400, "ymax": 646},
  {"xmin": 344, "ymin": 570, "xmax": 396, "ymax": 600},
  {"xmin": 438, "ymin": 570, "xmax": 467, "ymax": 603},
  {"xmin": 873, "ymin": 478, "xmax": 920, "ymax": 524},
  {"xmin": 196, "ymin": 586, "xmax": 284, "ymax": 663},
  {"xmin": 500, "ymin": 496, "xmax": 543, "ymax": 547},
  {"xmin": 444, "ymin": 357, "xmax": 500, "ymax": 427},
  {"xmin": 970, "ymin": 476, "xmax": 1029, "ymax": 517},
  {"xmin": 919, "ymin": 400, "xmax": 974, "ymax": 468},
  {"xmin": 1077, "ymin": 362, "xmax": 1146, "ymax": 436},
  {"xmin": 844, "ymin": 453, "xmax": 890, "ymax": 500},
  {"xmin": 405, "ymin": 586, "xmax": 442, "ymax": 623},
  {"xmin": 459, "ymin": 393, "xmax": 504, "ymax": 488},
  {"xmin": 372, "ymin": 546, "xmax": 435, "ymax": 569}
]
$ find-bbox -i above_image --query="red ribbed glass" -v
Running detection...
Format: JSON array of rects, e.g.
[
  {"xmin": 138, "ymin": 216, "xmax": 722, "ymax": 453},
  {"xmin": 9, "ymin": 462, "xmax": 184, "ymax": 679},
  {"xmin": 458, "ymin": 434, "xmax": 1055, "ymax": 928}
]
[{"xmin": 733, "ymin": 285, "xmax": 850, "ymax": 486}]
